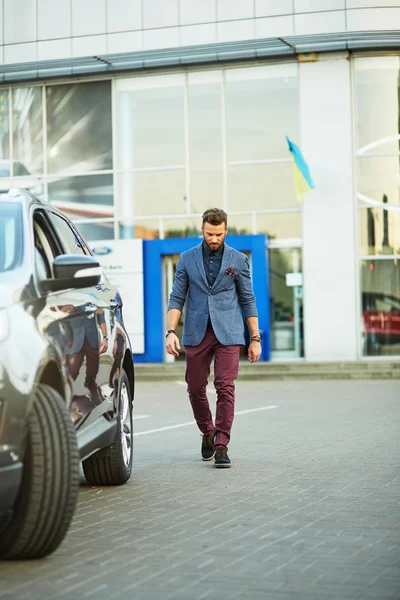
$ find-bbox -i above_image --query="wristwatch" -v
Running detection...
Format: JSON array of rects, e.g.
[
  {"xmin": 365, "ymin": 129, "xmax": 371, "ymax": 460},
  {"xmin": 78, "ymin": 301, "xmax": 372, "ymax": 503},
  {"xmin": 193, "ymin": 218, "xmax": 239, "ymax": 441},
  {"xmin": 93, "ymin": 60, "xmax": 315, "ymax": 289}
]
[
  {"xmin": 251, "ymin": 333, "xmax": 262, "ymax": 342},
  {"xmin": 165, "ymin": 329, "xmax": 175, "ymax": 337}
]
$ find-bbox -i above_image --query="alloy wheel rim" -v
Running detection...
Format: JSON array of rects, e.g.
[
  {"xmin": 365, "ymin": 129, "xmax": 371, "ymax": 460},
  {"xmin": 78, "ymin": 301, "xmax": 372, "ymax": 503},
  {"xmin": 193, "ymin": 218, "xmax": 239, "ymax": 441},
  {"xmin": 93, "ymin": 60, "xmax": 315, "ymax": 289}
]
[{"xmin": 119, "ymin": 382, "xmax": 132, "ymax": 468}]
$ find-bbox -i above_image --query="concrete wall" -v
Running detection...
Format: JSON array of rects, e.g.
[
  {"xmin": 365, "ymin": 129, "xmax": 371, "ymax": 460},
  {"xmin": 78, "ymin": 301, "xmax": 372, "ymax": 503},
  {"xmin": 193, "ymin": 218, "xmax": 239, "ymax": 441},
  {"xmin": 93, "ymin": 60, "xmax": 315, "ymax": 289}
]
[{"xmin": 0, "ymin": 0, "xmax": 400, "ymax": 65}]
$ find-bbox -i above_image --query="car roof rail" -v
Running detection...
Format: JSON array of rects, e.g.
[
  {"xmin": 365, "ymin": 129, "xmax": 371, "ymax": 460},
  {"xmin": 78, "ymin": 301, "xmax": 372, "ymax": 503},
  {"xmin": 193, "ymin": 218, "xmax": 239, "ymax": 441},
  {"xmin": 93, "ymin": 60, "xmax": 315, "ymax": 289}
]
[
  {"xmin": 6, "ymin": 187, "xmax": 44, "ymax": 203},
  {"xmin": 7, "ymin": 188, "xmax": 25, "ymax": 198}
]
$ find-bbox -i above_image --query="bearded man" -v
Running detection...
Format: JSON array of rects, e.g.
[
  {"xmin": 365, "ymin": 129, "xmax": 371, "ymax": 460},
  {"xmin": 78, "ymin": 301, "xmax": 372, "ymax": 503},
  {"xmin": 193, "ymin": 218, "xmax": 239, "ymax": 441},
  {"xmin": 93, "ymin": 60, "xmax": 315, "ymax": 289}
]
[{"xmin": 166, "ymin": 208, "xmax": 261, "ymax": 468}]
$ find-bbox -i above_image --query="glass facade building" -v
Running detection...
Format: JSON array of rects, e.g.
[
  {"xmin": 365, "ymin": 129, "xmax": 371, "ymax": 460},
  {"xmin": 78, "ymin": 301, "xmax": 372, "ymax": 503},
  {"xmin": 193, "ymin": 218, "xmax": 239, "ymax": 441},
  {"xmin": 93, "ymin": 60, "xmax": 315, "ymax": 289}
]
[
  {"xmin": 354, "ymin": 57, "xmax": 400, "ymax": 357},
  {"xmin": 0, "ymin": 0, "xmax": 399, "ymax": 362},
  {"xmin": 0, "ymin": 66, "xmax": 301, "ymax": 241}
]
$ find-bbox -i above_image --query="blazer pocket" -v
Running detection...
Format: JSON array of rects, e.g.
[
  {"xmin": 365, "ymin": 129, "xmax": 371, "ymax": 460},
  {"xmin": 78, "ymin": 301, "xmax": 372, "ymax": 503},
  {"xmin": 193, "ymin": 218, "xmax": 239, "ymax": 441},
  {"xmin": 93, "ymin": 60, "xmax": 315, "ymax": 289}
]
[
  {"xmin": 225, "ymin": 308, "xmax": 244, "ymax": 334},
  {"xmin": 218, "ymin": 278, "xmax": 237, "ymax": 292},
  {"xmin": 184, "ymin": 309, "xmax": 197, "ymax": 336}
]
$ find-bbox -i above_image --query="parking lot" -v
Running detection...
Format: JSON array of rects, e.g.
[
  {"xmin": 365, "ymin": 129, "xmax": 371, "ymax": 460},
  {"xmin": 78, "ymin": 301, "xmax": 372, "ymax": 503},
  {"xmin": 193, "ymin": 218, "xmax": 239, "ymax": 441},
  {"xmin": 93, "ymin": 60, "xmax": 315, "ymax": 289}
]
[{"xmin": 1, "ymin": 379, "xmax": 399, "ymax": 600}]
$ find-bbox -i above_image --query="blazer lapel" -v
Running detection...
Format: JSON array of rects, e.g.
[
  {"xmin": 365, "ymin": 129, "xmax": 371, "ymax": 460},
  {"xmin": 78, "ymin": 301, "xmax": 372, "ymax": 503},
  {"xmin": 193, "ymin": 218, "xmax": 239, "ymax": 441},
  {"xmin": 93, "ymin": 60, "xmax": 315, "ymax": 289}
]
[
  {"xmin": 194, "ymin": 243, "xmax": 209, "ymax": 289},
  {"xmin": 212, "ymin": 245, "xmax": 233, "ymax": 290}
]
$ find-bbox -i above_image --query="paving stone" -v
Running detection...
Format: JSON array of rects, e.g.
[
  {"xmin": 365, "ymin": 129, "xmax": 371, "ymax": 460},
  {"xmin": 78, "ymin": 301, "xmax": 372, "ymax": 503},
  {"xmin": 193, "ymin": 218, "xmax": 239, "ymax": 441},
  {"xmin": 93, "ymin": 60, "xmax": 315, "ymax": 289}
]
[{"xmin": 0, "ymin": 380, "xmax": 399, "ymax": 600}]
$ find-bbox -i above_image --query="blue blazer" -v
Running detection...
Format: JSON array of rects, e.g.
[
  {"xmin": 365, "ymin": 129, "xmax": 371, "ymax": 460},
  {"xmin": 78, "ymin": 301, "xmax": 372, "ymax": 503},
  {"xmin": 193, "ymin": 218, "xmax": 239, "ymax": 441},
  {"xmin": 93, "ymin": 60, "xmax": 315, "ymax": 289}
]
[
  {"xmin": 65, "ymin": 306, "xmax": 103, "ymax": 354},
  {"xmin": 168, "ymin": 242, "xmax": 258, "ymax": 347}
]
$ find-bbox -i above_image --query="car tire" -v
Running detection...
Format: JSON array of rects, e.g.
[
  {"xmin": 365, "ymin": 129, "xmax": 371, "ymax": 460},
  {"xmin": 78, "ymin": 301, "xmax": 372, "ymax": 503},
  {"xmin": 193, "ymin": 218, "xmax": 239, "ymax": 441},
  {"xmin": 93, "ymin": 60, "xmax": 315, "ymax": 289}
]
[
  {"xmin": 0, "ymin": 384, "xmax": 79, "ymax": 560},
  {"xmin": 82, "ymin": 369, "xmax": 133, "ymax": 486}
]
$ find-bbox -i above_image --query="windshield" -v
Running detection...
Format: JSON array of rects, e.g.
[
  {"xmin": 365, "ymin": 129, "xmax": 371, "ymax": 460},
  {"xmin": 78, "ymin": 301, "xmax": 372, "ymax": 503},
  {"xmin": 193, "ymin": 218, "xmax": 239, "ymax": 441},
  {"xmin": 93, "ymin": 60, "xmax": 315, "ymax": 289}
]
[{"xmin": 0, "ymin": 202, "xmax": 23, "ymax": 273}]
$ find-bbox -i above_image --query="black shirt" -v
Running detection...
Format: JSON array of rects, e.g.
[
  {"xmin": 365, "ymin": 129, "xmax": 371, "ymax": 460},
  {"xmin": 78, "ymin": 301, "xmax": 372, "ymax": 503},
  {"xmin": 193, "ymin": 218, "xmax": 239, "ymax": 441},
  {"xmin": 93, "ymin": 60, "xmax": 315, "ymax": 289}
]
[{"xmin": 202, "ymin": 241, "xmax": 224, "ymax": 289}]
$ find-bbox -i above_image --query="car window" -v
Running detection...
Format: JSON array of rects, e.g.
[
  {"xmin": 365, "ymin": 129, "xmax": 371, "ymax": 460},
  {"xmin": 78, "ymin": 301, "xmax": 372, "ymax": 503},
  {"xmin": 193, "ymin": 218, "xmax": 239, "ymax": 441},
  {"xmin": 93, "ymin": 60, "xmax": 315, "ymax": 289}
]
[
  {"xmin": 376, "ymin": 296, "xmax": 400, "ymax": 313},
  {"xmin": 33, "ymin": 212, "xmax": 58, "ymax": 281},
  {"xmin": 49, "ymin": 213, "xmax": 87, "ymax": 256},
  {"xmin": 0, "ymin": 202, "xmax": 23, "ymax": 272},
  {"xmin": 34, "ymin": 232, "xmax": 51, "ymax": 281}
]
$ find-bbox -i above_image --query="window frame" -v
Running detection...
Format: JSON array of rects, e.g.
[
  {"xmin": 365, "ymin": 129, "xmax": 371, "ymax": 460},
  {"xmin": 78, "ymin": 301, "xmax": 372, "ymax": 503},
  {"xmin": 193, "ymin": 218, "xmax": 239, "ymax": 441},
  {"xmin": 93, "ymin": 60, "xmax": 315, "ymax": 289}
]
[
  {"xmin": 32, "ymin": 208, "xmax": 60, "ymax": 282},
  {"xmin": 46, "ymin": 210, "xmax": 88, "ymax": 257}
]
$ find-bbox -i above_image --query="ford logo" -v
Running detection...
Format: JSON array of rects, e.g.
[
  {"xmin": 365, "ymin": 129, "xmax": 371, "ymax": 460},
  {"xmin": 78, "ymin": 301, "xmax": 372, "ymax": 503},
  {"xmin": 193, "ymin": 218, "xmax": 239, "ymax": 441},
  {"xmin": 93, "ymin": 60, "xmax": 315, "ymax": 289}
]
[{"xmin": 92, "ymin": 246, "xmax": 112, "ymax": 255}]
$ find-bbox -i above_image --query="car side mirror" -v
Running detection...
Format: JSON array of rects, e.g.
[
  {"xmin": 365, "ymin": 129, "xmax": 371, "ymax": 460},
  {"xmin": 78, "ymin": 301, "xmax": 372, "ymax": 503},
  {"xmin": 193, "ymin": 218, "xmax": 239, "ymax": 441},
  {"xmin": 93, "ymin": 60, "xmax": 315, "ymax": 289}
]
[{"xmin": 40, "ymin": 254, "xmax": 102, "ymax": 293}]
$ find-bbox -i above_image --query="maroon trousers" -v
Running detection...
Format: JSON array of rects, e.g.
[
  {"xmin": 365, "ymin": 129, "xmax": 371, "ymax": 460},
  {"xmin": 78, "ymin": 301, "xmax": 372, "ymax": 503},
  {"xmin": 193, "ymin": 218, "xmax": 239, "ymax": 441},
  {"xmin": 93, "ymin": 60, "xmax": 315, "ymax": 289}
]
[
  {"xmin": 184, "ymin": 327, "xmax": 241, "ymax": 448},
  {"xmin": 67, "ymin": 339, "xmax": 99, "ymax": 391}
]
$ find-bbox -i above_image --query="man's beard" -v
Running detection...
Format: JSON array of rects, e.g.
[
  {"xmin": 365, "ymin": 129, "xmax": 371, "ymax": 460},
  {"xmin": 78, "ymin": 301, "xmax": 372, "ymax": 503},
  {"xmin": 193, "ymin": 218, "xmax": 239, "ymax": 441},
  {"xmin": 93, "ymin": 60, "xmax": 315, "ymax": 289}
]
[{"xmin": 204, "ymin": 237, "xmax": 225, "ymax": 252}]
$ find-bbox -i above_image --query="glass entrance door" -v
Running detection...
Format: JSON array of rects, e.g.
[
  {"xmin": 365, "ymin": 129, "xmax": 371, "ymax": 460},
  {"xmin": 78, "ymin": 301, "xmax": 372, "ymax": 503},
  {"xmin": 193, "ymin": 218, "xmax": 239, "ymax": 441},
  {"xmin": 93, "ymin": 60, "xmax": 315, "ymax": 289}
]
[
  {"xmin": 163, "ymin": 254, "xmax": 186, "ymax": 362},
  {"xmin": 269, "ymin": 247, "xmax": 303, "ymax": 359}
]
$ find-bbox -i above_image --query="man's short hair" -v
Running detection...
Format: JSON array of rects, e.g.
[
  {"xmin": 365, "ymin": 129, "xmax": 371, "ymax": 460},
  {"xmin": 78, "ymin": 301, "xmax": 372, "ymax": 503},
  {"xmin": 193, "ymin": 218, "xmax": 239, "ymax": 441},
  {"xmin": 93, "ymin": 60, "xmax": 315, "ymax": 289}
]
[{"xmin": 202, "ymin": 208, "xmax": 228, "ymax": 227}]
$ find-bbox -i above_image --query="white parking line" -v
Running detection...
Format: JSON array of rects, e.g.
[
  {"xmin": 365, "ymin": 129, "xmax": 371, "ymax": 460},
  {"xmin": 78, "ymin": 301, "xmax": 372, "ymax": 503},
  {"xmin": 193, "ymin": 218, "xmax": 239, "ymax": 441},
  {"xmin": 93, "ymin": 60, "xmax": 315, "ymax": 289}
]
[
  {"xmin": 235, "ymin": 406, "xmax": 278, "ymax": 416},
  {"xmin": 133, "ymin": 405, "xmax": 278, "ymax": 437},
  {"xmin": 135, "ymin": 414, "xmax": 150, "ymax": 420},
  {"xmin": 175, "ymin": 380, "xmax": 217, "ymax": 395},
  {"xmin": 133, "ymin": 420, "xmax": 197, "ymax": 437}
]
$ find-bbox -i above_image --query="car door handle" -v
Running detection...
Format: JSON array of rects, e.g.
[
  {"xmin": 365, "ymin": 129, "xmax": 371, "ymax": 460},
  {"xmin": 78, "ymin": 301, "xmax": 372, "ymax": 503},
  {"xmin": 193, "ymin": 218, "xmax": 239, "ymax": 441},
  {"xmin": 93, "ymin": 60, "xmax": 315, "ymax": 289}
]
[{"xmin": 84, "ymin": 303, "xmax": 97, "ymax": 313}]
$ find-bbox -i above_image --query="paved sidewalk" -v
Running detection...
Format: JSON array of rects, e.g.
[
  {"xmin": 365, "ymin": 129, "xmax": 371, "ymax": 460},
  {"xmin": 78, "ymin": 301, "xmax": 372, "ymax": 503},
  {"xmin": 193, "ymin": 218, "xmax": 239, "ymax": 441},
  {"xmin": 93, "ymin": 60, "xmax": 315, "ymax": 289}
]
[
  {"xmin": 134, "ymin": 360, "xmax": 400, "ymax": 381},
  {"xmin": 1, "ymin": 380, "xmax": 399, "ymax": 600}
]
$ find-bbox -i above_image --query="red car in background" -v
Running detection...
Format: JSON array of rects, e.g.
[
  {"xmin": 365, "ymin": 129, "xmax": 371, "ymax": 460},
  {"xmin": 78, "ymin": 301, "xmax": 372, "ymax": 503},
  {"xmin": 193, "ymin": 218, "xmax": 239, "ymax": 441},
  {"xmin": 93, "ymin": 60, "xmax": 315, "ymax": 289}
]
[{"xmin": 362, "ymin": 292, "xmax": 400, "ymax": 354}]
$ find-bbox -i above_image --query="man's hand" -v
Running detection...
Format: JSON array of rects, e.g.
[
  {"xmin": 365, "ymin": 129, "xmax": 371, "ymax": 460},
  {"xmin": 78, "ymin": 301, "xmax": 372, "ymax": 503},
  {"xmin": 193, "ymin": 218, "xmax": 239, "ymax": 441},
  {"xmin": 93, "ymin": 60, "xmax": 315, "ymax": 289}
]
[
  {"xmin": 99, "ymin": 338, "xmax": 108, "ymax": 355},
  {"xmin": 248, "ymin": 341, "xmax": 261, "ymax": 363},
  {"xmin": 60, "ymin": 304, "xmax": 75, "ymax": 314},
  {"xmin": 166, "ymin": 333, "xmax": 181, "ymax": 357}
]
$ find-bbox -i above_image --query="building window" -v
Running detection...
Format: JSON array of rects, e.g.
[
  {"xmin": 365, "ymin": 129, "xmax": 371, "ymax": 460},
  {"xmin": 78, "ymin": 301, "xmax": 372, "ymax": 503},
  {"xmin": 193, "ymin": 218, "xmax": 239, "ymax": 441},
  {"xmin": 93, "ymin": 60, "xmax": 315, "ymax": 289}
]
[
  {"xmin": 0, "ymin": 80, "xmax": 114, "ymax": 242},
  {"xmin": 361, "ymin": 260, "xmax": 400, "ymax": 356},
  {"xmin": 354, "ymin": 57, "xmax": 400, "ymax": 357},
  {"xmin": 115, "ymin": 62, "xmax": 300, "ymax": 240},
  {"xmin": 0, "ymin": 90, "xmax": 10, "ymax": 164},
  {"xmin": 46, "ymin": 80, "xmax": 113, "ymax": 241},
  {"xmin": 188, "ymin": 70, "xmax": 223, "ymax": 215},
  {"xmin": 46, "ymin": 81, "xmax": 113, "ymax": 174},
  {"xmin": 13, "ymin": 86, "xmax": 43, "ymax": 176},
  {"xmin": 0, "ymin": 64, "xmax": 301, "ymax": 243}
]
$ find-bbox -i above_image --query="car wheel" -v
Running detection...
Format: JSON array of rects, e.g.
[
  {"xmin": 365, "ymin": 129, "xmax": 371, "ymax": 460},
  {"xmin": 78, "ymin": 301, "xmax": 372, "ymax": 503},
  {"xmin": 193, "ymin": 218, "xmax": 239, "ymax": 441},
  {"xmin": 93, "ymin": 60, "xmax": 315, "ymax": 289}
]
[
  {"xmin": 82, "ymin": 369, "xmax": 133, "ymax": 486},
  {"xmin": 0, "ymin": 384, "xmax": 79, "ymax": 560}
]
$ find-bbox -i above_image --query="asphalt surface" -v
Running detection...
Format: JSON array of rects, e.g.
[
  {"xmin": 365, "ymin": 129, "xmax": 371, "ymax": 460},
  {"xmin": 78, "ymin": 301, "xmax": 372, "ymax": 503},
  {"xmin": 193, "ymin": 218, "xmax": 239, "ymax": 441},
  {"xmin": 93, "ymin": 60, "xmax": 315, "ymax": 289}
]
[{"xmin": 1, "ymin": 379, "xmax": 400, "ymax": 600}]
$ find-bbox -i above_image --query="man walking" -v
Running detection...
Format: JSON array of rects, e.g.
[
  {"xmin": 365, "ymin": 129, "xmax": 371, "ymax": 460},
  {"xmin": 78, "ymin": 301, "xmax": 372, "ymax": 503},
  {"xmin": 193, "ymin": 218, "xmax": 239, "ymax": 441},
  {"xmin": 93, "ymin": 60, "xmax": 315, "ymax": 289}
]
[{"xmin": 166, "ymin": 208, "xmax": 261, "ymax": 468}]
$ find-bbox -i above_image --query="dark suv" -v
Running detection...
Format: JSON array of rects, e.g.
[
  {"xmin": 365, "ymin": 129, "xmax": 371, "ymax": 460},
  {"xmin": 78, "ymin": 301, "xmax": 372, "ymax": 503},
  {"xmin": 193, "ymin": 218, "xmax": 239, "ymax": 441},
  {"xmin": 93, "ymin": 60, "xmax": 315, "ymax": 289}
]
[{"xmin": 0, "ymin": 189, "xmax": 135, "ymax": 560}]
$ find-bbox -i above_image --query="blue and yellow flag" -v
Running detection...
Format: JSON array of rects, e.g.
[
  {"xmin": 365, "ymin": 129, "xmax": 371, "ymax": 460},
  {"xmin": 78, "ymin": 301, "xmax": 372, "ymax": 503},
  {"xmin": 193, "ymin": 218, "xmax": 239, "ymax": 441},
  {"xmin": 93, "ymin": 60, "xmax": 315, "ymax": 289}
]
[{"xmin": 286, "ymin": 136, "xmax": 315, "ymax": 201}]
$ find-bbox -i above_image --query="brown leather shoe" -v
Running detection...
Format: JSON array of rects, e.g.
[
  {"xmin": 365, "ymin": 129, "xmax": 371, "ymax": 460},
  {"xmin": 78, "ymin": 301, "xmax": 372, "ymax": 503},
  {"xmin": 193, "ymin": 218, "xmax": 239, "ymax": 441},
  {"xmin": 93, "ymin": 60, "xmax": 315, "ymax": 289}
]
[
  {"xmin": 201, "ymin": 430, "xmax": 216, "ymax": 461},
  {"xmin": 214, "ymin": 446, "xmax": 231, "ymax": 468}
]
